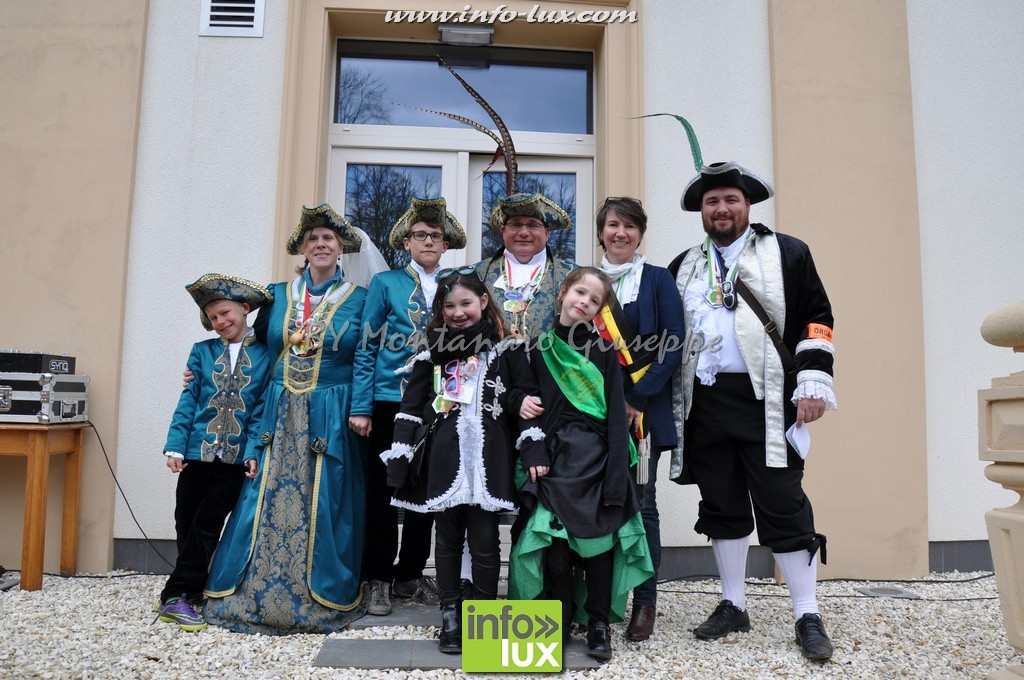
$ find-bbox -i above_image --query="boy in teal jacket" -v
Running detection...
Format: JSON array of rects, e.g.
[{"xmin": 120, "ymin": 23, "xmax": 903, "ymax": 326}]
[{"xmin": 158, "ymin": 274, "xmax": 273, "ymax": 631}]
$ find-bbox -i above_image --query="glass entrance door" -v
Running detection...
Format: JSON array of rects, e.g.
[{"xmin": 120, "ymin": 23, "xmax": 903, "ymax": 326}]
[
  {"xmin": 329, "ymin": 149, "xmax": 594, "ymax": 269},
  {"xmin": 329, "ymin": 148, "xmax": 465, "ymax": 270},
  {"xmin": 468, "ymin": 155, "xmax": 594, "ymax": 264}
]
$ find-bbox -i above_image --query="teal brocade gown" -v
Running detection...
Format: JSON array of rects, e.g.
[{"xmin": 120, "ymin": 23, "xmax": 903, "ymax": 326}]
[{"xmin": 204, "ymin": 278, "xmax": 373, "ymax": 635}]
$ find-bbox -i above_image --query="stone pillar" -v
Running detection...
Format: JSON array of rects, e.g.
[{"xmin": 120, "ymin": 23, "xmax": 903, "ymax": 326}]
[{"xmin": 980, "ymin": 300, "xmax": 1024, "ymax": 680}]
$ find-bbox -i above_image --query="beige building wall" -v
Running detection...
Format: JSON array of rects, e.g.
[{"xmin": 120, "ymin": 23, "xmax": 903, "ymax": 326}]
[
  {"xmin": 767, "ymin": 0, "xmax": 929, "ymax": 576},
  {"xmin": 0, "ymin": 2, "xmax": 148, "ymax": 574}
]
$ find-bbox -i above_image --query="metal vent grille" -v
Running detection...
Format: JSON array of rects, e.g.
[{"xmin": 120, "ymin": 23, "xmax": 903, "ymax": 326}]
[{"xmin": 200, "ymin": 0, "xmax": 265, "ymax": 37}]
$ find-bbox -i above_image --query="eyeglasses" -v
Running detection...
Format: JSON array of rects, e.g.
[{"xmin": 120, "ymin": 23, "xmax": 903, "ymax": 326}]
[
  {"xmin": 503, "ymin": 221, "xmax": 546, "ymax": 233},
  {"xmin": 409, "ymin": 231, "xmax": 445, "ymax": 242},
  {"xmin": 436, "ymin": 265, "xmax": 477, "ymax": 282}
]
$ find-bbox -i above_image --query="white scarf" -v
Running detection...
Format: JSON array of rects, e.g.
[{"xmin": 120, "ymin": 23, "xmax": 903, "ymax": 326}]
[{"xmin": 601, "ymin": 253, "xmax": 645, "ymax": 305}]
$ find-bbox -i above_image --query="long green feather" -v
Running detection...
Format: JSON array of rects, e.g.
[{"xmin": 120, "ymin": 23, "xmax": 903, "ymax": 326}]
[{"xmin": 634, "ymin": 113, "xmax": 704, "ymax": 172}]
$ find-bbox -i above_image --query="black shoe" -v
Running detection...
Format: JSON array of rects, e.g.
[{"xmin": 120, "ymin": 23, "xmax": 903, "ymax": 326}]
[
  {"xmin": 438, "ymin": 602, "xmax": 462, "ymax": 654},
  {"xmin": 693, "ymin": 600, "xmax": 752, "ymax": 640},
  {"xmin": 585, "ymin": 621, "xmax": 612, "ymax": 662},
  {"xmin": 795, "ymin": 613, "xmax": 834, "ymax": 661}
]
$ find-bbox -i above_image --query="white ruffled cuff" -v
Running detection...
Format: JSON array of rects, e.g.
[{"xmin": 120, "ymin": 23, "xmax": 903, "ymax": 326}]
[
  {"xmin": 395, "ymin": 412, "xmax": 422, "ymax": 425},
  {"xmin": 791, "ymin": 380, "xmax": 838, "ymax": 410},
  {"xmin": 380, "ymin": 442, "xmax": 414, "ymax": 464},
  {"xmin": 164, "ymin": 451, "xmax": 185, "ymax": 459},
  {"xmin": 515, "ymin": 427, "xmax": 545, "ymax": 450}
]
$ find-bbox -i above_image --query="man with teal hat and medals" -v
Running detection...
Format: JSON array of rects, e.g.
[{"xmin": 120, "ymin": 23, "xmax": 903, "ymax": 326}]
[
  {"xmin": 476, "ymin": 192, "xmax": 577, "ymax": 340},
  {"xmin": 411, "ymin": 51, "xmax": 576, "ymax": 340}
]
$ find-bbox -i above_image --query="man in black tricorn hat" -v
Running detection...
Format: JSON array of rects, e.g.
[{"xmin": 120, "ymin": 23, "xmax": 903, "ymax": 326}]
[{"xmin": 668, "ymin": 160, "xmax": 837, "ymax": 661}]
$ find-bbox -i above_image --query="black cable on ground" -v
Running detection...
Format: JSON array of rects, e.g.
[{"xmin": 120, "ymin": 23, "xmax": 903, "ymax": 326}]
[{"xmin": 86, "ymin": 420, "xmax": 175, "ymax": 570}]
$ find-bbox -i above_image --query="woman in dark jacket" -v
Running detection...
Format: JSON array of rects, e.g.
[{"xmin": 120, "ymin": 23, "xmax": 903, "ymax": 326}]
[{"xmin": 597, "ymin": 196, "xmax": 686, "ymax": 641}]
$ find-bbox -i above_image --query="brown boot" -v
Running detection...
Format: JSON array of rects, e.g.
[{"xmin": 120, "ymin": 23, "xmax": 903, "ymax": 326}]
[{"xmin": 625, "ymin": 604, "xmax": 656, "ymax": 641}]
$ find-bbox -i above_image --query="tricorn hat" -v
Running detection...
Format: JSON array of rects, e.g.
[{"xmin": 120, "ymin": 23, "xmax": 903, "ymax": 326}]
[
  {"xmin": 681, "ymin": 161, "xmax": 774, "ymax": 212},
  {"xmin": 186, "ymin": 274, "xmax": 273, "ymax": 331},
  {"xmin": 488, "ymin": 192, "xmax": 572, "ymax": 231},
  {"xmin": 285, "ymin": 204, "xmax": 362, "ymax": 256},
  {"xmin": 389, "ymin": 196, "xmax": 467, "ymax": 249}
]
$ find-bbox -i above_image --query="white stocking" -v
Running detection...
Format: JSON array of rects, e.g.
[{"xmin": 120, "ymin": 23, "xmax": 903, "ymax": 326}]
[
  {"xmin": 711, "ymin": 536, "xmax": 750, "ymax": 611},
  {"xmin": 774, "ymin": 550, "xmax": 819, "ymax": 620}
]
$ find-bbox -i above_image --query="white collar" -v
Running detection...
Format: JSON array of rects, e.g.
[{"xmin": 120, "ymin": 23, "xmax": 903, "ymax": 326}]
[
  {"xmin": 497, "ymin": 249, "xmax": 547, "ymax": 290},
  {"xmin": 409, "ymin": 260, "xmax": 440, "ymax": 306},
  {"xmin": 504, "ymin": 249, "xmax": 547, "ymax": 268},
  {"xmin": 716, "ymin": 226, "xmax": 752, "ymax": 268}
]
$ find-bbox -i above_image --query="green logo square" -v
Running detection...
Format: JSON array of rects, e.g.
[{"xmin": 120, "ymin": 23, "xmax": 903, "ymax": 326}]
[{"xmin": 462, "ymin": 600, "xmax": 562, "ymax": 672}]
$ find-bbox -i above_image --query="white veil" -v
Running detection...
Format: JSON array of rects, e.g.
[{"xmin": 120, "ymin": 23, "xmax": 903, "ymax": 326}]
[{"xmin": 340, "ymin": 226, "xmax": 390, "ymax": 287}]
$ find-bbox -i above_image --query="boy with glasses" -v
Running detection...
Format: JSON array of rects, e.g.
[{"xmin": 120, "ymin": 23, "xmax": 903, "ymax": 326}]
[{"xmin": 354, "ymin": 197, "xmax": 467, "ymax": 616}]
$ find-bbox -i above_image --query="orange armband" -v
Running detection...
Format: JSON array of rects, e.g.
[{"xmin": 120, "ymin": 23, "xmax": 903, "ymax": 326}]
[{"xmin": 806, "ymin": 323, "xmax": 833, "ymax": 343}]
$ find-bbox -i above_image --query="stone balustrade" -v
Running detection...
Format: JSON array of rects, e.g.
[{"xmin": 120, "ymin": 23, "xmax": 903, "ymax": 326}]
[{"xmin": 980, "ymin": 300, "xmax": 1024, "ymax": 680}]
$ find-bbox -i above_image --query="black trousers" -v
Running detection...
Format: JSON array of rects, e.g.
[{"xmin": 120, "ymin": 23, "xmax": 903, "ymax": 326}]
[
  {"xmin": 362, "ymin": 401, "xmax": 435, "ymax": 583},
  {"xmin": 685, "ymin": 373, "xmax": 818, "ymax": 553},
  {"xmin": 433, "ymin": 505, "xmax": 500, "ymax": 603},
  {"xmin": 544, "ymin": 539, "xmax": 613, "ymax": 626},
  {"xmin": 160, "ymin": 459, "xmax": 246, "ymax": 603}
]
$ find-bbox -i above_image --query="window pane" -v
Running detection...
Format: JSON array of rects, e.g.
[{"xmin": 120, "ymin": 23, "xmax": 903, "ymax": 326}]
[
  {"xmin": 337, "ymin": 41, "xmax": 592, "ymax": 134},
  {"xmin": 344, "ymin": 164, "xmax": 442, "ymax": 270},
  {"xmin": 481, "ymin": 172, "xmax": 577, "ymax": 263}
]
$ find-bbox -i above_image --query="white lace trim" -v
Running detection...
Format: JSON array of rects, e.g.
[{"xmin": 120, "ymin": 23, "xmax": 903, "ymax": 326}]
[
  {"xmin": 515, "ymin": 427, "xmax": 545, "ymax": 450},
  {"xmin": 380, "ymin": 442, "xmax": 414, "ymax": 463},
  {"xmin": 682, "ymin": 260, "xmax": 721, "ymax": 386},
  {"xmin": 792, "ymin": 372, "xmax": 838, "ymax": 411},
  {"xmin": 400, "ymin": 347, "xmax": 517, "ymax": 514},
  {"xmin": 396, "ymin": 349, "xmax": 432, "ymax": 375},
  {"xmin": 394, "ymin": 412, "xmax": 422, "ymax": 425},
  {"xmin": 795, "ymin": 338, "xmax": 835, "ymax": 356}
]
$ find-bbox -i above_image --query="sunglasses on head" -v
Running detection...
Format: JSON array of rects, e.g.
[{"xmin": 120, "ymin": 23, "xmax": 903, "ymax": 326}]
[{"xmin": 436, "ymin": 266, "xmax": 477, "ymax": 283}]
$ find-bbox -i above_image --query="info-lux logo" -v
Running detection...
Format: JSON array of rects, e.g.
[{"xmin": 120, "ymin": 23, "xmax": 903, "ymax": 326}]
[{"xmin": 462, "ymin": 600, "xmax": 562, "ymax": 672}]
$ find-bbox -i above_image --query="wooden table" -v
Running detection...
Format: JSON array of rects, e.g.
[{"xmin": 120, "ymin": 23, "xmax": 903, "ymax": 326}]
[{"xmin": 0, "ymin": 423, "xmax": 86, "ymax": 590}]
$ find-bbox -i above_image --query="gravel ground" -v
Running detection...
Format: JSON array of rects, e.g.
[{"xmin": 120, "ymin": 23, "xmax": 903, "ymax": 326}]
[{"xmin": 1, "ymin": 570, "xmax": 1021, "ymax": 679}]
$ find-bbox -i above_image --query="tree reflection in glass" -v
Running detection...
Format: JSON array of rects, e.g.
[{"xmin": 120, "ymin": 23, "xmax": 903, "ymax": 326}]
[
  {"xmin": 345, "ymin": 165, "xmax": 442, "ymax": 270},
  {"xmin": 481, "ymin": 172, "xmax": 577, "ymax": 263}
]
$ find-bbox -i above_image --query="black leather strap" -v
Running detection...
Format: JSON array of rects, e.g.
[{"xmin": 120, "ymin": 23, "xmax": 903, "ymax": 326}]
[{"xmin": 734, "ymin": 278, "xmax": 796, "ymax": 375}]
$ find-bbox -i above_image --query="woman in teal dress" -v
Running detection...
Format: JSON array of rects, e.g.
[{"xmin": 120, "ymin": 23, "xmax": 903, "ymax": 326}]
[{"xmin": 204, "ymin": 204, "xmax": 376, "ymax": 635}]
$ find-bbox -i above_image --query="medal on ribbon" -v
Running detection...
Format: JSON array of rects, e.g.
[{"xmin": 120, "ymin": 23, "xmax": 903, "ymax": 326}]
[
  {"xmin": 704, "ymin": 284, "xmax": 724, "ymax": 308},
  {"xmin": 703, "ymin": 234, "xmax": 749, "ymax": 310},
  {"xmin": 503, "ymin": 299, "xmax": 526, "ymax": 314},
  {"xmin": 288, "ymin": 280, "xmax": 337, "ymax": 356},
  {"xmin": 289, "ymin": 317, "xmax": 324, "ymax": 356}
]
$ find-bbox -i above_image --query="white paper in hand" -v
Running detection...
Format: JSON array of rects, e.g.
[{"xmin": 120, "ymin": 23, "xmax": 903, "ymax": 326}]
[{"xmin": 786, "ymin": 423, "xmax": 811, "ymax": 460}]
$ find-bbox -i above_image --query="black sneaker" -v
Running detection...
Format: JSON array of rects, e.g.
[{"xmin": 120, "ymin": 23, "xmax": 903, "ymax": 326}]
[
  {"xmin": 366, "ymin": 579, "xmax": 392, "ymax": 616},
  {"xmin": 693, "ymin": 600, "xmax": 751, "ymax": 640},
  {"xmin": 795, "ymin": 613, "xmax": 834, "ymax": 660}
]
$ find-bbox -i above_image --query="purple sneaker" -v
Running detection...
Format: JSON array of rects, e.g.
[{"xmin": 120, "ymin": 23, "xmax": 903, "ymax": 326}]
[{"xmin": 158, "ymin": 596, "xmax": 207, "ymax": 632}]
